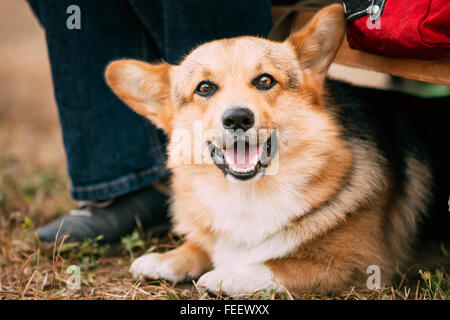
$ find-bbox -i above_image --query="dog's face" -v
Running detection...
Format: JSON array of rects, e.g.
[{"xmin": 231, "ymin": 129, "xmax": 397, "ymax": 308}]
[{"xmin": 106, "ymin": 5, "xmax": 347, "ymax": 185}]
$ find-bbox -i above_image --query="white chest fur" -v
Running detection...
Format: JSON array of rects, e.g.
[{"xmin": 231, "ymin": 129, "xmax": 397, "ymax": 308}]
[{"xmin": 191, "ymin": 176, "xmax": 309, "ymax": 268}]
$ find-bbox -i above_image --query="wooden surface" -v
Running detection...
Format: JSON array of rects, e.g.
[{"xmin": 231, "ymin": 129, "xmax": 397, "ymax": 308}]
[{"xmin": 272, "ymin": 7, "xmax": 450, "ymax": 86}]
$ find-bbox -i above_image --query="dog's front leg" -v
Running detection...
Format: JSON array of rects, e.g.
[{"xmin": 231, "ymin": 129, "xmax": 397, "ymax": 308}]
[
  {"xmin": 130, "ymin": 241, "xmax": 212, "ymax": 282},
  {"xmin": 197, "ymin": 264, "xmax": 283, "ymax": 297}
]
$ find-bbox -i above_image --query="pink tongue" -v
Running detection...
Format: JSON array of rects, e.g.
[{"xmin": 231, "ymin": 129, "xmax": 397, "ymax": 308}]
[{"xmin": 224, "ymin": 144, "xmax": 261, "ymax": 168}]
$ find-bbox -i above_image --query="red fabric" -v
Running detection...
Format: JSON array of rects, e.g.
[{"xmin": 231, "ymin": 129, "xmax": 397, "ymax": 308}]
[{"xmin": 347, "ymin": 0, "xmax": 450, "ymax": 60}]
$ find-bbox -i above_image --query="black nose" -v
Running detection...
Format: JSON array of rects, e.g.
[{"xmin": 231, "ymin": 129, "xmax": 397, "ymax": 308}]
[{"xmin": 222, "ymin": 107, "xmax": 255, "ymax": 131}]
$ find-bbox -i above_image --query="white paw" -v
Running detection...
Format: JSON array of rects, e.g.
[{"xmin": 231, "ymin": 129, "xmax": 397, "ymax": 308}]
[
  {"xmin": 196, "ymin": 264, "xmax": 282, "ymax": 297},
  {"xmin": 129, "ymin": 253, "xmax": 184, "ymax": 282}
]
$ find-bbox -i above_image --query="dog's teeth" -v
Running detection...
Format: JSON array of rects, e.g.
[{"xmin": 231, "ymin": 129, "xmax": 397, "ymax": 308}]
[{"xmin": 231, "ymin": 165, "xmax": 255, "ymax": 173}]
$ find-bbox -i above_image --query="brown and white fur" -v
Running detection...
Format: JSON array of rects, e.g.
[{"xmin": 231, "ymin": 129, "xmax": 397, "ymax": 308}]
[{"xmin": 105, "ymin": 5, "xmax": 449, "ymax": 296}]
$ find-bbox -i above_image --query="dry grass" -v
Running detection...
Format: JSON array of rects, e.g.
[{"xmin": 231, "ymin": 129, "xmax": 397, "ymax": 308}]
[
  {"xmin": 0, "ymin": 0, "xmax": 448, "ymax": 301},
  {"xmin": 0, "ymin": 206, "xmax": 448, "ymax": 300},
  {"xmin": 1, "ymin": 202, "xmax": 448, "ymax": 300}
]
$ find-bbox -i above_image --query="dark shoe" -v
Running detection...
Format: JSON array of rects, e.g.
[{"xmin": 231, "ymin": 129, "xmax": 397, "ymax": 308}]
[{"xmin": 37, "ymin": 186, "xmax": 170, "ymax": 245}]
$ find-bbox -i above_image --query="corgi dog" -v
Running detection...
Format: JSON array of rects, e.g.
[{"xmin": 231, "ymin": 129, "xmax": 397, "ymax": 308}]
[{"xmin": 105, "ymin": 4, "xmax": 450, "ymax": 296}]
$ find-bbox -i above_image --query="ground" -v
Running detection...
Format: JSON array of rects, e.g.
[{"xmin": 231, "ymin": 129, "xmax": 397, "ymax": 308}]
[{"xmin": 0, "ymin": 0, "xmax": 448, "ymax": 300}]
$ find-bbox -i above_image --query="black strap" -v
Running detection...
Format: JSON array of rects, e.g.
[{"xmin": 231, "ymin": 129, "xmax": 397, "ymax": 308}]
[{"xmin": 343, "ymin": 0, "xmax": 386, "ymax": 23}]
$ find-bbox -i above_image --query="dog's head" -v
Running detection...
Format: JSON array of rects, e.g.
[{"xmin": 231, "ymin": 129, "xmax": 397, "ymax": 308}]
[{"xmin": 106, "ymin": 5, "xmax": 347, "ymax": 184}]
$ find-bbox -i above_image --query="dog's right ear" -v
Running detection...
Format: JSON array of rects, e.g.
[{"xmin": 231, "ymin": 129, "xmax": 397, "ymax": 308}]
[{"xmin": 105, "ymin": 59, "xmax": 173, "ymax": 132}]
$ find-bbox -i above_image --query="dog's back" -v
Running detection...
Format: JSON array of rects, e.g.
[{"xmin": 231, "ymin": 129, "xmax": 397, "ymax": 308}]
[{"xmin": 327, "ymin": 79, "xmax": 450, "ymax": 272}]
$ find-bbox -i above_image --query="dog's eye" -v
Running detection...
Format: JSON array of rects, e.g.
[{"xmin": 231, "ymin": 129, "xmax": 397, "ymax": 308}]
[
  {"xmin": 195, "ymin": 81, "xmax": 217, "ymax": 97},
  {"xmin": 252, "ymin": 73, "xmax": 277, "ymax": 91}
]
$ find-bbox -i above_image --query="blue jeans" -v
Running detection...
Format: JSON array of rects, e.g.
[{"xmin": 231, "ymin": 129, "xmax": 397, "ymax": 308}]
[{"xmin": 27, "ymin": 0, "xmax": 272, "ymax": 201}]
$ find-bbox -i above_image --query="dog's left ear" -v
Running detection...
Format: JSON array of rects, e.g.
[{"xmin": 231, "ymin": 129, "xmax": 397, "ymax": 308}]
[
  {"xmin": 105, "ymin": 59, "xmax": 173, "ymax": 133},
  {"xmin": 287, "ymin": 4, "xmax": 346, "ymax": 83}
]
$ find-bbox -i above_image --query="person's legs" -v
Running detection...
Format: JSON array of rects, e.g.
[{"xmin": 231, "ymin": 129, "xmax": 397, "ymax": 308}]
[
  {"xmin": 28, "ymin": 0, "xmax": 171, "ymax": 244},
  {"xmin": 129, "ymin": 0, "xmax": 273, "ymax": 64}
]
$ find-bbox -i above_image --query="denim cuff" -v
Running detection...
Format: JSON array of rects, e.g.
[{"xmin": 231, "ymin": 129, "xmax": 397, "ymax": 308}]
[{"xmin": 70, "ymin": 165, "xmax": 170, "ymax": 201}]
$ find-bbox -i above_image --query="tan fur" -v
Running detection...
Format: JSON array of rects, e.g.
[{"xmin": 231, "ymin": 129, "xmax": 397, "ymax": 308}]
[
  {"xmin": 106, "ymin": 4, "xmax": 431, "ymax": 296},
  {"xmin": 157, "ymin": 241, "xmax": 213, "ymax": 280}
]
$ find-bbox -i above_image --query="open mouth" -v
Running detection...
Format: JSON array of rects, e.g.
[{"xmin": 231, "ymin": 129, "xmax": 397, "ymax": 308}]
[{"xmin": 208, "ymin": 136, "xmax": 275, "ymax": 181}]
